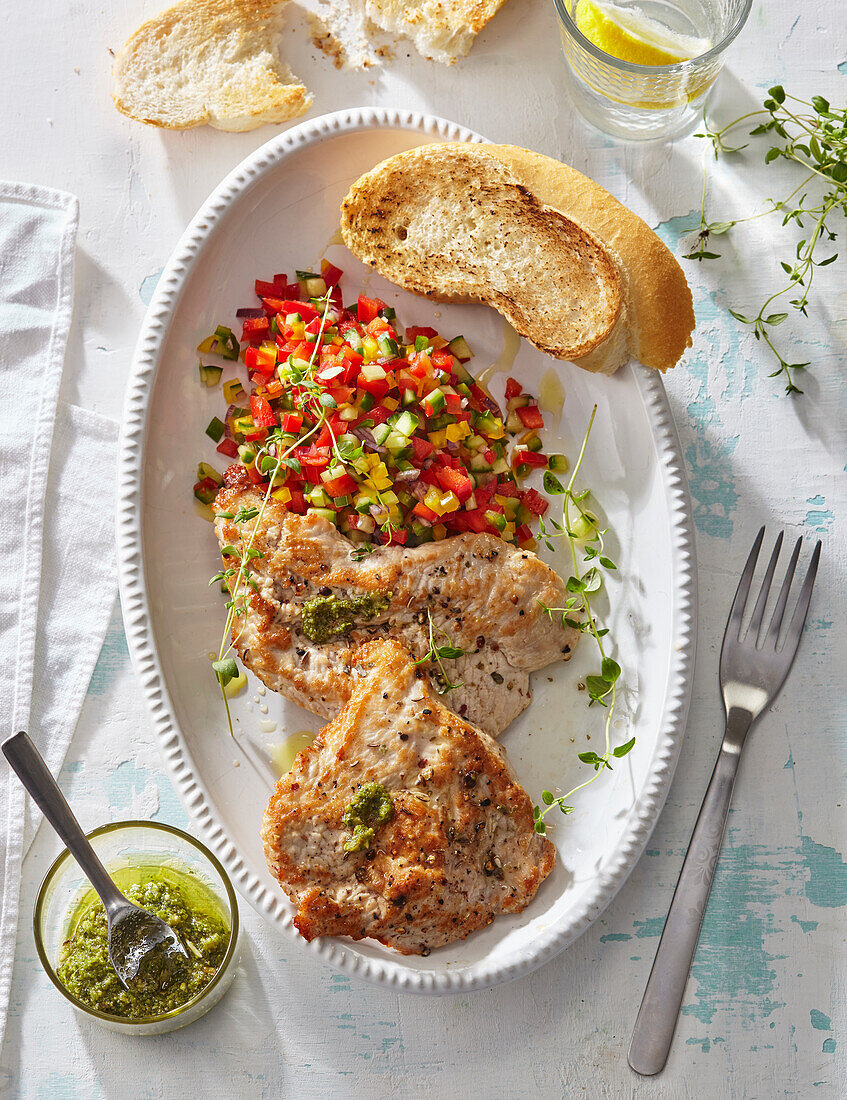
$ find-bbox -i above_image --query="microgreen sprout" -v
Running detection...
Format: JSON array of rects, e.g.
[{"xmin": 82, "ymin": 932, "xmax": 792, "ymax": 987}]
[
  {"xmin": 414, "ymin": 608, "xmax": 465, "ymax": 694},
  {"xmin": 210, "ymin": 291, "xmax": 336, "ymax": 734},
  {"xmin": 686, "ymin": 86, "xmax": 846, "ymax": 395},
  {"xmin": 532, "ymin": 406, "xmax": 634, "ymax": 832}
]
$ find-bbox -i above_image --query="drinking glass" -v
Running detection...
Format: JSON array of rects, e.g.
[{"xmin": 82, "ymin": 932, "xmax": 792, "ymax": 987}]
[{"xmin": 554, "ymin": 0, "xmax": 752, "ymax": 141}]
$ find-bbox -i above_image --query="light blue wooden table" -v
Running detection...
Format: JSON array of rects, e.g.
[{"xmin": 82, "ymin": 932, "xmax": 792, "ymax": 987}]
[{"xmin": 0, "ymin": 1, "xmax": 844, "ymax": 1096}]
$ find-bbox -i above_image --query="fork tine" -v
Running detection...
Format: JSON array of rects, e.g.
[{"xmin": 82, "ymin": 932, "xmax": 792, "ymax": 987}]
[
  {"xmin": 781, "ymin": 541, "xmax": 822, "ymax": 654},
  {"xmin": 746, "ymin": 531, "xmax": 783, "ymax": 643},
  {"xmin": 725, "ymin": 526, "xmax": 765, "ymax": 642},
  {"xmin": 764, "ymin": 537, "xmax": 802, "ymax": 647}
]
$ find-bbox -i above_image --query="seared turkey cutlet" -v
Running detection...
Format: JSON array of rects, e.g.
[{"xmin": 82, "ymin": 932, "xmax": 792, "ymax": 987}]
[
  {"xmin": 262, "ymin": 639, "xmax": 556, "ymax": 954},
  {"xmin": 215, "ymin": 470, "xmax": 578, "ymax": 737}
]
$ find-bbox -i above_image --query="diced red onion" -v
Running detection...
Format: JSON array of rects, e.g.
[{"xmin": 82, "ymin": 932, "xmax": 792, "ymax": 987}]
[
  {"xmin": 350, "ymin": 426, "xmax": 386, "ymax": 454},
  {"xmin": 394, "ymin": 468, "xmax": 419, "ymax": 483},
  {"xmin": 236, "ymin": 307, "xmax": 266, "ymax": 318}
]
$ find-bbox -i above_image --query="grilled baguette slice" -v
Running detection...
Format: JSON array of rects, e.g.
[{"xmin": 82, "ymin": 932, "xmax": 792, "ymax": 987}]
[
  {"xmin": 340, "ymin": 143, "xmax": 622, "ymax": 362},
  {"xmin": 479, "ymin": 145, "xmax": 695, "ymax": 372},
  {"xmin": 112, "ymin": 0, "xmax": 312, "ymax": 132}
]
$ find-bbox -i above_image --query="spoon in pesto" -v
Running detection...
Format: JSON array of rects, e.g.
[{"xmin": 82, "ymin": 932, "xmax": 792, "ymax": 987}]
[{"xmin": 3, "ymin": 731, "xmax": 189, "ymax": 992}]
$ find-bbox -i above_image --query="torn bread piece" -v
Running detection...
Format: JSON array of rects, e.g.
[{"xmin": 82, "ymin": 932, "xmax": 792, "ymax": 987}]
[
  {"xmin": 112, "ymin": 0, "xmax": 312, "ymax": 131},
  {"xmin": 352, "ymin": 0, "xmax": 511, "ymax": 64},
  {"xmin": 262, "ymin": 638, "xmax": 556, "ymax": 954}
]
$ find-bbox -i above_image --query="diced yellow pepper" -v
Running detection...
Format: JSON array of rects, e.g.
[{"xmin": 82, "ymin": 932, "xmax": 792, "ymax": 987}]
[
  {"xmin": 432, "ymin": 523, "xmax": 447, "ymax": 541},
  {"xmin": 439, "ymin": 491, "xmax": 460, "ymax": 515},
  {"xmin": 382, "ymin": 396, "xmax": 399, "ymax": 412},
  {"xmin": 428, "ymin": 430, "xmax": 447, "ymax": 449},
  {"xmin": 381, "ymin": 490, "xmax": 399, "ymax": 506},
  {"xmin": 272, "ymin": 487, "xmax": 292, "ymax": 504}
]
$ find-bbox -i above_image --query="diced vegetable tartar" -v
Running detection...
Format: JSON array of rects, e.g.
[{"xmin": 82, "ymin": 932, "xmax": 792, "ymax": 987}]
[{"xmin": 194, "ymin": 262, "xmax": 557, "ymax": 551}]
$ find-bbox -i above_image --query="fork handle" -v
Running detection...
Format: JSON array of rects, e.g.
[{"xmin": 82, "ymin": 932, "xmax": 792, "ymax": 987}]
[{"xmin": 628, "ymin": 707, "xmax": 753, "ymax": 1075}]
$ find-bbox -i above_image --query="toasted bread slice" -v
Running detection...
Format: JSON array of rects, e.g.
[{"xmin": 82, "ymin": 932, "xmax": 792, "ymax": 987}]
[
  {"xmin": 340, "ymin": 144, "xmax": 622, "ymax": 362},
  {"xmin": 479, "ymin": 145, "xmax": 695, "ymax": 372},
  {"xmin": 353, "ymin": 0, "xmax": 510, "ymax": 64},
  {"xmin": 112, "ymin": 0, "xmax": 312, "ymax": 132}
]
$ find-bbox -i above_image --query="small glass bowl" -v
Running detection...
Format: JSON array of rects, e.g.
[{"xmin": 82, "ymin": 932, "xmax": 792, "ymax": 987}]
[{"xmin": 34, "ymin": 820, "xmax": 240, "ymax": 1036}]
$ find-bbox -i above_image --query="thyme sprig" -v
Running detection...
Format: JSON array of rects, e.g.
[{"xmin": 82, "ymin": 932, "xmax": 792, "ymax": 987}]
[
  {"xmin": 414, "ymin": 608, "xmax": 465, "ymax": 694},
  {"xmin": 532, "ymin": 406, "xmax": 634, "ymax": 832},
  {"xmin": 686, "ymin": 86, "xmax": 846, "ymax": 395},
  {"xmin": 210, "ymin": 292, "xmax": 336, "ymax": 734}
]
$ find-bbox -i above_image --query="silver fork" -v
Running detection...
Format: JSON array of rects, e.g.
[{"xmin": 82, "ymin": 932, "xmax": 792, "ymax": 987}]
[{"xmin": 628, "ymin": 527, "xmax": 821, "ymax": 1076}]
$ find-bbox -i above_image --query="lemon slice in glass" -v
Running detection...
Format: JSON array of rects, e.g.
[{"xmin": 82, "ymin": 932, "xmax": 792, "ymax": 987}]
[{"xmin": 574, "ymin": 0, "xmax": 711, "ymax": 65}]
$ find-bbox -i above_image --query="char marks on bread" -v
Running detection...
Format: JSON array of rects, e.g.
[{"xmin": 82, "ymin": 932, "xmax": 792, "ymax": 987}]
[{"xmin": 340, "ymin": 143, "xmax": 623, "ymax": 363}]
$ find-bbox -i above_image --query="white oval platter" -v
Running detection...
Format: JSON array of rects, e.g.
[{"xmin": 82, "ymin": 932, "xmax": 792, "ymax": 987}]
[{"xmin": 117, "ymin": 107, "xmax": 696, "ymax": 994}]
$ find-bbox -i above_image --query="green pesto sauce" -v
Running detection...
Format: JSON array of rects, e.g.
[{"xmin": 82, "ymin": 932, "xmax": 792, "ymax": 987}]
[
  {"xmin": 342, "ymin": 782, "xmax": 394, "ymax": 852},
  {"xmin": 301, "ymin": 592, "xmax": 391, "ymax": 644},
  {"xmin": 56, "ymin": 878, "xmax": 229, "ymax": 1019}
]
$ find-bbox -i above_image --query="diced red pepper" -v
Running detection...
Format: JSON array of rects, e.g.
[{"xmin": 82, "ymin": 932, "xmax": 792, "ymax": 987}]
[
  {"xmin": 320, "ymin": 261, "xmax": 343, "ymax": 287},
  {"xmin": 444, "ymin": 392, "xmax": 464, "ymax": 415},
  {"xmin": 357, "ymin": 375, "xmax": 390, "ymax": 399},
  {"xmin": 360, "ymin": 404, "xmax": 391, "ymax": 427},
  {"xmin": 514, "ymin": 449, "xmax": 548, "ymax": 469},
  {"xmin": 431, "ymin": 348, "xmax": 454, "ymax": 371},
  {"xmin": 408, "ymin": 352, "xmax": 432, "ymax": 379},
  {"xmin": 357, "ymin": 295, "xmax": 385, "ymax": 324},
  {"xmin": 329, "ymin": 385, "xmax": 354, "ymax": 406},
  {"xmin": 405, "ymin": 325, "xmax": 438, "ymax": 342},
  {"xmin": 505, "ymin": 377, "xmax": 523, "ymax": 400},
  {"xmin": 435, "ymin": 466, "xmax": 473, "ymax": 503},
  {"xmin": 516, "ymin": 404, "xmax": 544, "ymax": 430},
  {"xmin": 493, "ymin": 480, "xmax": 520, "ymax": 497},
  {"xmin": 412, "ymin": 502, "xmax": 439, "ymax": 523},
  {"xmin": 281, "ymin": 413, "xmax": 303, "ymax": 433},
  {"xmin": 280, "ymin": 300, "xmax": 319, "ymax": 322},
  {"xmin": 419, "ymin": 467, "xmax": 441, "ymax": 488},
  {"xmin": 460, "ymin": 508, "xmax": 489, "ymax": 534},
  {"xmin": 515, "ymin": 523, "xmax": 533, "ymax": 543},
  {"xmin": 521, "ymin": 488, "xmax": 549, "ymax": 516},
  {"xmin": 323, "ymin": 472, "xmax": 358, "ymax": 498},
  {"xmin": 255, "ymin": 279, "xmax": 279, "ymax": 298},
  {"xmin": 381, "ymin": 528, "xmax": 408, "ymax": 545},
  {"xmin": 409, "ymin": 436, "xmax": 435, "ymax": 464},
  {"xmin": 249, "ymin": 395, "xmax": 277, "ymax": 429},
  {"xmin": 287, "ymin": 488, "xmax": 307, "ymax": 513},
  {"xmin": 245, "ymin": 345, "xmax": 276, "ymax": 372},
  {"xmin": 216, "ymin": 438, "xmax": 239, "ymax": 459},
  {"xmin": 247, "ymin": 464, "xmax": 267, "ymax": 486},
  {"xmin": 241, "ymin": 316, "xmax": 269, "ymax": 342}
]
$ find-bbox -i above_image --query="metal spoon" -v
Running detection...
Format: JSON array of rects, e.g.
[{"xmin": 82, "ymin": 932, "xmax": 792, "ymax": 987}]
[{"xmin": 3, "ymin": 731, "xmax": 188, "ymax": 991}]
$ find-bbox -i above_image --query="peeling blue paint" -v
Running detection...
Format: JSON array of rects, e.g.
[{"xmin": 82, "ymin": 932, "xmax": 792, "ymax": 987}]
[
  {"xmin": 791, "ymin": 915, "xmax": 819, "ymax": 933},
  {"xmin": 822, "ymin": 1038, "xmax": 837, "ymax": 1053},
  {"xmin": 686, "ymin": 1036, "xmax": 711, "ymax": 1052},
  {"xmin": 800, "ymin": 836, "xmax": 847, "ymax": 908},
  {"xmin": 810, "ymin": 1010, "xmax": 832, "ymax": 1030},
  {"xmin": 599, "ymin": 932, "xmax": 631, "ymax": 943},
  {"xmin": 139, "ymin": 268, "xmax": 163, "ymax": 306},
  {"xmin": 839, "ymin": 59, "xmax": 847, "ymax": 75},
  {"xmin": 88, "ymin": 616, "xmax": 130, "ymax": 696}
]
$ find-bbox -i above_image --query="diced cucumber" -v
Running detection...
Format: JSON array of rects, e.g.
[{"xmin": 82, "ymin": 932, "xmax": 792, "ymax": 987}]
[
  {"xmin": 414, "ymin": 334, "xmax": 430, "ymax": 352},
  {"xmin": 506, "ymin": 394, "xmax": 530, "ymax": 412},
  {"xmin": 360, "ymin": 362, "xmax": 387, "ymax": 382},
  {"xmin": 343, "ymin": 329, "xmax": 364, "ymax": 353},
  {"xmin": 197, "ymin": 462, "xmax": 223, "ymax": 484},
  {"xmin": 285, "ymin": 312, "xmax": 303, "ymax": 325},
  {"xmin": 425, "ymin": 388, "xmax": 445, "ymax": 414},
  {"xmin": 505, "ymin": 411, "xmax": 524, "ymax": 434},
  {"xmin": 393, "ymin": 410, "xmax": 419, "ymax": 437},
  {"xmin": 307, "ymin": 486, "xmax": 331, "ymax": 507},
  {"xmin": 401, "ymin": 387, "xmax": 417, "ymax": 407},
  {"xmin": 384, "ymin": 430, "xmax": 410, "ymax": 455},
  {"xmin": 470, "ymin": 452, "xmax": 494, "ymax": 472},
  {"xmin": 491, "ymin": 457, "xmax": 510, "ymax": 475},
  {"xmin": 307, "ymin": 507, "xmax": 337, "ymax": 525},
  {"xmin": 371, "ymin": 423, "xmax": 391, "ymax": 446},
  {"xmin": 205, "ymin": 417, "xmax": 225, "ymax": 443},
  {"xmin": 448, "ymin": 335, "xmax": 473, "ymax": 361},
  {"xmin": 237, "ymin": 444, "xmax": 256, "ymax": 464},
  {"xmin": 548, "ymin": 454, "xmax": 570, "ymax": 474},
  {"xmin": 378, "ymin": 335, "xmax": 400, "ymax": 358},
  {"xmin": 358, "ymin": 391, "xmax": 375, "ymax": 412},
  {"xmin": 199, "ymin": 364, "xmax": 223, "ymax": 387},
  {"xmin": 523, "ymin": 433, "xmax": 543, "ymax": 453}
]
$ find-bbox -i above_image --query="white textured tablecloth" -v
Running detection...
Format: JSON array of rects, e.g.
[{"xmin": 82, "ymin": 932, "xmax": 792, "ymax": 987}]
[{"xmin": 0, "ymin": 1, "xmax": 844, "ymax": 1097}]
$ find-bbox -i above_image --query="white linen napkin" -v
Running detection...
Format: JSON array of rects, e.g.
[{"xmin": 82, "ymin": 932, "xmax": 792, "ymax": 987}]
[{"xmin": 0, "ymin": 183, "xmax": 119, "ymax": 1048}]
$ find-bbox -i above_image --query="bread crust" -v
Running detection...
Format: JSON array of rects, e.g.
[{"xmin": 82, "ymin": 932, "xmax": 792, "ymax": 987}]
[
  {"xmin": 112, "ymin": 0, "xmax": 312, "ymax": 132},
  {"xmin": 480, "ymin": 144, "xmax": 695, "ymax": 372},
  {"xmin": 340, "ymin": 144, "xmax": 622, "ymax": 362}
]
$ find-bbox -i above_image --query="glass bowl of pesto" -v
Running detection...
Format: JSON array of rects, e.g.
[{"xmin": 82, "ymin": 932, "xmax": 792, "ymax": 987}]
[{"xmin": 34, "ymin": 820, "xmax": 240, "ymax": 1035}]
